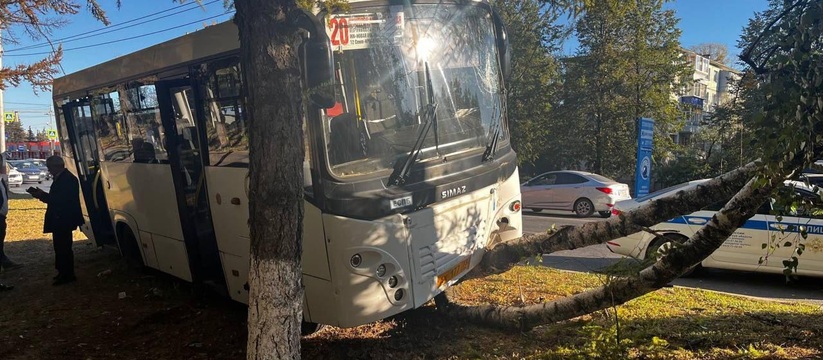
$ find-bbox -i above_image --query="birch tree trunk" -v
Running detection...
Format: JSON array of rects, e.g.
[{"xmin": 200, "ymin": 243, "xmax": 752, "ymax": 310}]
[
  {"xmin": 235, "ymin": 1, "xmax": 304, "ymax": 359},
  {"xmin": 450, "ymin": 174, "xmax": 780, "ymax": 331}
]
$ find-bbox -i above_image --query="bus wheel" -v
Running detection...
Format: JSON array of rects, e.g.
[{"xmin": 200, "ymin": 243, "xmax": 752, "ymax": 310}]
[
  {"xmin": 301, "ymin": 321, "xmax": 326, "ymax": 336},
  {"xmin": 434, "ymin": 292, "xmax": 450, "ymax": 312},
  {"xmin": 118, "ymin": 225, "xmax": 144, "ymax": 269}
]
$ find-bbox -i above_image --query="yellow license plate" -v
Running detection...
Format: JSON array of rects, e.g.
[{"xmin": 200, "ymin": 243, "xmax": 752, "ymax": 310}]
[{"xmin": 436, "ymin": 257, "xmax": 471, "ymax": 288}]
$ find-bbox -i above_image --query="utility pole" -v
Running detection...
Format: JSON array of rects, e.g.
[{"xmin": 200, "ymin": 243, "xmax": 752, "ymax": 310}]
[{"xmin": 48, "ymin": 106, "xmax": 55, "ymax": 155}]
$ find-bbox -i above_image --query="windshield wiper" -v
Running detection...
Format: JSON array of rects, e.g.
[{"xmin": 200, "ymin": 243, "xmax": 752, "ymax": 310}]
[
  {"xmin": 482, "ymin": 122, "xmax": 501, "ymax": 162},
  {"xmin": 388, "ymin": 102, "xmax": 438, "ymax": 186},
  {"xmin": 482, "ymin": 98, "xmax": 504, "ymax": 162},
  {"xmin": 424, "ymin": 62, "xmax": 440, "ymax": 153},
  {"xmin": 388, "ymin": 61, "xmax": 440, "ymax": 186}
]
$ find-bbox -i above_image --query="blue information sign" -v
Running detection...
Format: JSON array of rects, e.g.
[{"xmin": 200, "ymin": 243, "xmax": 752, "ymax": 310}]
[{"xmin": 635, "ymin": 118, "xmax": 654, "ymax": 197}]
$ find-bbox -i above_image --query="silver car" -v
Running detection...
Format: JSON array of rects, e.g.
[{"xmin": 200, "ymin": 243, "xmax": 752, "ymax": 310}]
[{"xmin": 520, "ymin": 170, "xmax": 631, "ymax": 217}]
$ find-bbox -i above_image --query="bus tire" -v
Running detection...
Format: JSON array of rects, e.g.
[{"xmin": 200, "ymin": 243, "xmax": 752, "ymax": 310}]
[
  {"xmin": 434, "ymin": 292, "xmax": 450, "ymax": 312},
  {"xmin": 117, "ymin": 225, "xmax": 144, "ymax": 269},
  {"xmin": 301, "ymin": 321, "xmax": 326, "ymax": 336}
]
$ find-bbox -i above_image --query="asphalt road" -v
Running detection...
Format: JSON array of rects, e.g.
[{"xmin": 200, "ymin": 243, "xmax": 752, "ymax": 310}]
[
  {"xmin": 9, "ymin": 178, "xmax": 52, "ymax": 198},
  {"xmin": 524, "ymin": 211, "xmax": 823, "ymax": 305}
]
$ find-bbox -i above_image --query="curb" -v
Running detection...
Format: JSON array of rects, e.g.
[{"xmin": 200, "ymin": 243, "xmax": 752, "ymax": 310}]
[{"xmin": 9, "ymin": 192, "xmax": 33, "ymax": 200}]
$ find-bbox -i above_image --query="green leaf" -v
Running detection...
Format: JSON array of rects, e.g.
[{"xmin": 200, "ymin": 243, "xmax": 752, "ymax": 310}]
[
  {"xmin": 762, "ymin": 243, "xmax": 768, "ymax": 249},
  {"xmin": 784, "ymin": 241, "xmax": 793, "ymax": 247}
]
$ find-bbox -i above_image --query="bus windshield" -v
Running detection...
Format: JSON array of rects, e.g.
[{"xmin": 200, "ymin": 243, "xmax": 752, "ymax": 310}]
[{"xmin": 323, "ymin": 3, "xmax": 506, "ymax": 178}]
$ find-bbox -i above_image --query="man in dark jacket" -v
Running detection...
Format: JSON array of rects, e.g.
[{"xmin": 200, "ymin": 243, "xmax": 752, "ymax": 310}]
[{"xmin": 27, "ymin": 156, "xmax": 84, "ymax": 286}]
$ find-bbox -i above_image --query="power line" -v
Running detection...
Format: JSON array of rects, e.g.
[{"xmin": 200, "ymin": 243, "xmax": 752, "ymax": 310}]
[
  {"xmin": 4, "ymin": 12, "xmax": 234, "ymax": 57},
  {"xmin": 3, "ymin": 101, "xmax": 51, "ymax": 106},
  {"xmin": 6, "ymin": 0, "xmax": 223, "ymax": 53}
]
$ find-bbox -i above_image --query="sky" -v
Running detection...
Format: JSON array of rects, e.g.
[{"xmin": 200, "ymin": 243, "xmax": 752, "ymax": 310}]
[{"xmin": 2, "ymin": 0, "xmax": 769, "ymax": 131}]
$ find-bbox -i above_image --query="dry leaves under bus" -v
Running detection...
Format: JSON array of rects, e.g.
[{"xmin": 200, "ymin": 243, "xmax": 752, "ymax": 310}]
[{"xmin": 0, "ymin": 199, "xmax": 821, "ymax": 359}]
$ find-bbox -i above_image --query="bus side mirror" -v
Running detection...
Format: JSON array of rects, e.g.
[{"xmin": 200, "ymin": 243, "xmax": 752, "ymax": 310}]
[
  {"xmin": 292, "ymin": 9, "xmax": 336, "ymax": 109},
  {"xmin": 491, "ymin": 7, "xmax": 512, "ymax": 83}
]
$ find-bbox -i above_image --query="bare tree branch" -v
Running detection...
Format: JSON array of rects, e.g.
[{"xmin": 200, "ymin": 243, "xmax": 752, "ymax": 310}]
[
  {"xmin": 449, "ymin": 173, "xmax": 780, "ymax": 331},
  {"xmin": 471, "ymin": 160, "xmax": 762, "ymax": 278}
]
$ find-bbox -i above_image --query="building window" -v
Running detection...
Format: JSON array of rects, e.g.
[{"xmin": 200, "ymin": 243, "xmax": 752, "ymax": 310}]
[{"xmin": 695, "ymin": 56, "xmax": 710, "ymax": 73}]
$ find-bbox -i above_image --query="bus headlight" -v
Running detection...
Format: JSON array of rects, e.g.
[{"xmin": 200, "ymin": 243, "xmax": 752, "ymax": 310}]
[
  {"xmin": 350, "ymin": 254, "xmax": 362, "ymax": 268},
  {"xmin": 388, "ymin": 276, "xmax": 398, "ymax": 288},
  {"xmin": 394, "ymin": 288, "xmax": 404, "ymax": 301},
  {"xmin": 376, "ymin": 264, "xmax": 387, "ymax": 277}
]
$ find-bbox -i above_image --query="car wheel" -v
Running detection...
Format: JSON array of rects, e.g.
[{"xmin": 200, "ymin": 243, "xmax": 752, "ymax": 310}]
[
  {"xmin": 531, "ymin": 208, "xmax": 542, "ymax": 213},
  {"xmin": 573, "ymin": 198, "xmax": 594, "ymax": 217},
  {"xmin": 598, "ymin": 211, "xmax": 611, "ymax": 218},
  {"xmin": 645, "ymin": 234, "xmax": 699, "ymax": 277}
]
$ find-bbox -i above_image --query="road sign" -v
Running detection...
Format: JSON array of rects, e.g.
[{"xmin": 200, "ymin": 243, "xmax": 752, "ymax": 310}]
[
  {"xmin": 47, "ymin": 129, "xmax": 58, "ymax": 140},
  {"xmin": 3, "ymin": 112, "xmax": 15, "ymax": 123},
  {"xmin": 635, "ymin": 118, "xmax": 654, "ymax": 198}
]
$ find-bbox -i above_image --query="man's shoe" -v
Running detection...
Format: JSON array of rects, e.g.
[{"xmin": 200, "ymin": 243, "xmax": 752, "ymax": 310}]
[
  {"xmin": 0, "ymin": 283, "xmax": 13, "ymax": 291},
  {"xmin": 52, "ymin": 276, "xmax": 77, "ymax": 286}
]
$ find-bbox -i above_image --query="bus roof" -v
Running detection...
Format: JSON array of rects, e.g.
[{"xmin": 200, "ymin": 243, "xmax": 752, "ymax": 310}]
[
  {"xmin": 53, "ymin": 21, "xmax": 239, "ymax": 98},
  {"xmin": 53, "ymin": 0, "xmax": 493, "ymax": 98}
]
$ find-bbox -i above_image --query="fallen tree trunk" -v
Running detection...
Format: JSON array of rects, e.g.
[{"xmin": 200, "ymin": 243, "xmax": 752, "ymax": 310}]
[
  {"xmin": 449, "ymin": 174, "xmax": 780, "ymax": 331},
  {"xmin": 473, "ymin": 160, "xmax": 762, "ymax": 278}
]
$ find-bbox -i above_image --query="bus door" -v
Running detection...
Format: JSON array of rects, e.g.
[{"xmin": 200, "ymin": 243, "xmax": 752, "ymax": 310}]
[
  {"xmin": 155, "ymin": 79, "xmax": 225, "ymax": 286},
  {"xmin": 60, "ymin": 100, "xmax": 116, "ymax": 246}
]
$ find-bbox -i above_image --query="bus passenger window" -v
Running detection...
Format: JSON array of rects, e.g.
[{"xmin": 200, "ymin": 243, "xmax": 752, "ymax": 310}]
[
  {"xmin": 91, "ymin": 90, "xmax": 131, "ymax": 162},
  {"xmin": 195, "ymin": 58, "xmax": 248, "ymax": 167},
  {"xmin": 120, "ymin": 82, "xmax": 168, "ymax": 164}
]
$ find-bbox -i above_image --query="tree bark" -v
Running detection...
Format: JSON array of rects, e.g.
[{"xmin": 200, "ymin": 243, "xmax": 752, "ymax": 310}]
[
  {"xmin": 235, "ymin": 1, "xmax": 304, "ymax": 359},
  {"xmin": 473, "ymin": 160, "xmax": 761, "ymax": 278},
  {"xmin": 450, "ymin": 174, "xmax": 780, "ymax": 331}
]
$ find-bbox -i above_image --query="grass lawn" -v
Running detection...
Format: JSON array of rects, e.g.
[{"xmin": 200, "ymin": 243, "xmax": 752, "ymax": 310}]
[{"xmin": 1, "ymin": 199, "xmax": 821, "ymax": 359}]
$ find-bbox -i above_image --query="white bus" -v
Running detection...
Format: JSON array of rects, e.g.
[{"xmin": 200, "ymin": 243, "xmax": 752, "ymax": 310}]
[{"xmin": 52, "ymin": 0, "xmax": 522, "ymax": 330}]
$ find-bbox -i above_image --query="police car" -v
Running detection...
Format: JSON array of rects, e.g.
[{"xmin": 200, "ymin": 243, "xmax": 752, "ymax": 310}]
[{"xmin": 606, "ymin": 179, "xmax": 823, "ymax": 277}]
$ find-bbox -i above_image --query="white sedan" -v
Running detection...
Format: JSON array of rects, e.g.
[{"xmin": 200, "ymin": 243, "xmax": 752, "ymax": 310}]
[
  {"xmin": 606, "ymin": 179, "xmax": 823, "ymax": 278},
  {"xmin": 520, "ymin": 170, "xmax": 631, "ymax": 218},
  {"xmin": 7, "ymin": 168, "xmax": 23, "ymax": 187},
  {"xmin": 5, "ymin": 162, "xmax": 23, "ymax": 187}
]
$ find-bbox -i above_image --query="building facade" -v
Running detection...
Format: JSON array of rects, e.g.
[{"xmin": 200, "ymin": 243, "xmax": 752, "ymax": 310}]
[
  {"xmin": 5, "ymin": 141, "xmax": 61, "ymax": 160},
  {"xmin": 675, "ymin": 50, "xmax": 741, "ymax": 144}
]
